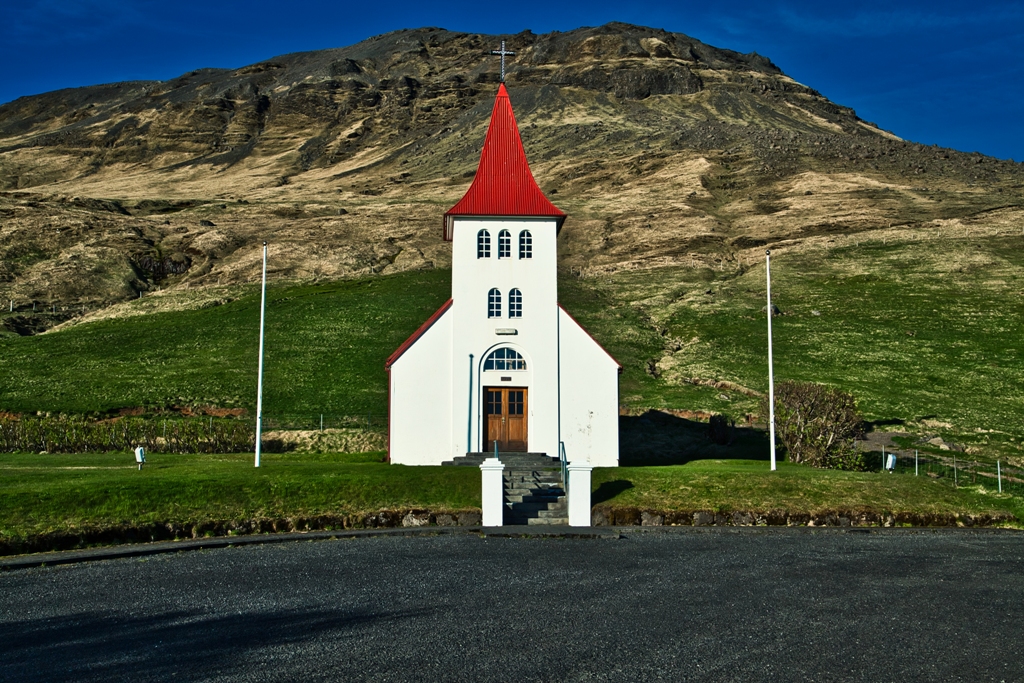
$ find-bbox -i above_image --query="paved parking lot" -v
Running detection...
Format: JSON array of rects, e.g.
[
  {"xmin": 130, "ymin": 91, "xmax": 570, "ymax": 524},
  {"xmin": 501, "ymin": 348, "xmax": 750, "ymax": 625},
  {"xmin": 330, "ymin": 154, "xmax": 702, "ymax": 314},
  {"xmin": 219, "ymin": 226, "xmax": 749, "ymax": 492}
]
[{"xmin": 2, "ymin": 528, "xmax": 1022, "ymax": 682}]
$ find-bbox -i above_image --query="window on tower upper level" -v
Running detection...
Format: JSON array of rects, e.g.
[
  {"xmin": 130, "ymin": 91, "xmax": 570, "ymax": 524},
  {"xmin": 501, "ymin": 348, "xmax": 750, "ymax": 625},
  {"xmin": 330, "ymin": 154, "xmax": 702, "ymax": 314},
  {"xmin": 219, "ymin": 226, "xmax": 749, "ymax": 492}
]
[
  {"xmin": 519, "ymin": 230, "xmax": 532, "ymax": 259},
  {"xmin": 508, "ymin": 288, "xmax": 522, "ymax": 318},
  {"xmin": 477, "ymin": 230, "xmax": 491, "ymax": 258},
  {"xmin": 488, "ymin": 288, "xmax": 501, "ymax": 318},
  {"xmin": 498, "ymin": 230, "xmax": 511, "ymax": 259},
  {"xmin": 484, "ymin": 347, "xmax": 527, "ymax": 371}
]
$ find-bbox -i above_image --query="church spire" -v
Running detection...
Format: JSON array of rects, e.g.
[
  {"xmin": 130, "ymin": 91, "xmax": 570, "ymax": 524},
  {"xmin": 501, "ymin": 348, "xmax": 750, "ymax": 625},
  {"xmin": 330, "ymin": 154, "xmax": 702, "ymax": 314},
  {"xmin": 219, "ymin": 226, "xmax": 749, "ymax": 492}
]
[{"xmin": 443, "ymin": 84, "xmax": 565, "ymax": 240}]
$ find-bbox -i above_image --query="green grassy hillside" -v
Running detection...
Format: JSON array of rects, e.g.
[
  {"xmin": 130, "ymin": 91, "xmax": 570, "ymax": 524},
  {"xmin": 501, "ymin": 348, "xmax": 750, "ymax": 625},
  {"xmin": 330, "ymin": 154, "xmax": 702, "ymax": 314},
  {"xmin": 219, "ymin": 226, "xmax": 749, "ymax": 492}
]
[
  {"xmin": 0, "ymin": 270, "xmax": 452, "ymax": 418},
  {"xmin": 2, "ymin": 236, "xmax": 1023, "ymax": 464},
  {"xmin": 590, "ymin": 236, "xmax": 1024, "ymax": 462}
]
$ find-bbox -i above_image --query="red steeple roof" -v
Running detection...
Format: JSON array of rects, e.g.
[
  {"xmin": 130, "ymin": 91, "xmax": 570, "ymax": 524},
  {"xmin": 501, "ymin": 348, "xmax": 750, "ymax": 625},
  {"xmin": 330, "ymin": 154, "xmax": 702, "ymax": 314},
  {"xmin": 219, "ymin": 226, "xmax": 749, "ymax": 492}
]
[{"xmin": 443, "ymin": 83, "xmax": 565, "ymax": 240}]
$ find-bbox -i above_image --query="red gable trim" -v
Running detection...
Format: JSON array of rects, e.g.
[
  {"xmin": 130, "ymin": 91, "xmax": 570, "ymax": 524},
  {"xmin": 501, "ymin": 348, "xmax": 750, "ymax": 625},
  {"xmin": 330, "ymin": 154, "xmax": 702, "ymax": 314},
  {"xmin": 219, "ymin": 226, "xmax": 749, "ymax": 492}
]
[
  {"xmin": 443, "ymin": 84, "xmax": 565, "ymax": 241},
  {"xmin": 558, "ymin": 303, "xmax": 623, "ymax": 370},
  {"xmin": 385, "ymin": 299, "xmax": 453, "ymax": 369}
]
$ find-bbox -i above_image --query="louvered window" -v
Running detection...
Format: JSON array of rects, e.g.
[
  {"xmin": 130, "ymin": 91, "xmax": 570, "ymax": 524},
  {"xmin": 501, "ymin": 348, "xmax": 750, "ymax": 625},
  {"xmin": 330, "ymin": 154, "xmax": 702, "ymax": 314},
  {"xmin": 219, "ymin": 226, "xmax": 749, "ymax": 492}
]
[
  {"xmin": 519, "ymin": 230, "xmax": 532, "ymax": 259},
  {"xmin": 498, "ymin": 230, "xmax": 511, "ymax": 259},
  {"xmin": 477, "ymin": 230, "xmax": 491, "ymax": 258},
  {"xmin": 487, "ymin": 288, "xmax": 501, "ymax": 318}
]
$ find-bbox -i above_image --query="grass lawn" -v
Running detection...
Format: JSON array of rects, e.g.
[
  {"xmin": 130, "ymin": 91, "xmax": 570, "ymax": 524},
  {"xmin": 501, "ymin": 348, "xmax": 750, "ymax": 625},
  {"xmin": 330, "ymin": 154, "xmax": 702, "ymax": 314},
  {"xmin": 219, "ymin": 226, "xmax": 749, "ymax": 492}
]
[
  {"xmin": 0, "ymin": 451, "xmax": 479, "ymax": 549},
  {"xmin": 1, "ymin": 453, "xmax": 1020, "ymax": 555},
  {"xmin": 593, "ymin": 459, "xmax": 1024, "ymax": 523}
]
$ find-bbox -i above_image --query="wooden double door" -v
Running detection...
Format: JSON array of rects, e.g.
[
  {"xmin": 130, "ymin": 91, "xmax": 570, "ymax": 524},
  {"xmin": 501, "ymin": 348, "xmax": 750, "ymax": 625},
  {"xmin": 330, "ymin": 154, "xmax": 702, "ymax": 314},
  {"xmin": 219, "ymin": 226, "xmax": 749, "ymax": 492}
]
[{"xmin": 484, "ymin": 387, "xmax": 528, "ymax": 452}]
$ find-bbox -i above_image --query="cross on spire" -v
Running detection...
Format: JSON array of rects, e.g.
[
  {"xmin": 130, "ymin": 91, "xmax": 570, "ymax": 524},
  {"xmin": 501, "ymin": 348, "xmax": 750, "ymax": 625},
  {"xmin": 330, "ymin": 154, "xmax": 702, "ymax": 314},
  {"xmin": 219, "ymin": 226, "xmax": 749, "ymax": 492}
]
[{"xmin": 490, "ymin": 40, "xmax": 516, "ymax": 82}]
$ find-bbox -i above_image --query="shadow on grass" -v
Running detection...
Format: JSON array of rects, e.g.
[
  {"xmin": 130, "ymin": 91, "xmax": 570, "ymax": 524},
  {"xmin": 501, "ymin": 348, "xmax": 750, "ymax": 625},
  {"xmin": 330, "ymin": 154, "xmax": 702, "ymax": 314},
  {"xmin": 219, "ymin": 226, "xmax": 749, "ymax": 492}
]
[
  {"xmin": 592, "ymin": 480, "xmax": 634, "ymax": 505},
  {"xmin": 619, "ymin": 410, "xmax": 771, "ymax": 466}
]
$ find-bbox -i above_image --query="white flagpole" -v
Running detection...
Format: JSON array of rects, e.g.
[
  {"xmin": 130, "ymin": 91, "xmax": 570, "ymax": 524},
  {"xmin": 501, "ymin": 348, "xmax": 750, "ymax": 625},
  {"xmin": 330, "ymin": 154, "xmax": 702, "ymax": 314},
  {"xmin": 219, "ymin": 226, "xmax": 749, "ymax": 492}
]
[
  {"xmin": 766, "ymin": 249, "xmax": 777, "ymax": 471},
  {"xmin": 255, "ymin": 241, "xmax": 268, "ymax": 468}
]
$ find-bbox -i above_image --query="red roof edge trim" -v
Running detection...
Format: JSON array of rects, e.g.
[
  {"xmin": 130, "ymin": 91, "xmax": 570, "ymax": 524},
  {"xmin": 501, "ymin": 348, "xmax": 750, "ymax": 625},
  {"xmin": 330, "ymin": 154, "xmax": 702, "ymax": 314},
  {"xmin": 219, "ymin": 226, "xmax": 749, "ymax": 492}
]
[
  {"xmin": 443, "ymin": 213, "xmax": 566, "ymax": 241},
  {"xmin": 385, "ymin": 299, "xmax": 453, "ymax": 369},
  {"xmin": 386, "ymin": 366, "xmax": 392, "ymax": 464},
  {"xmin": 558, "ymin": 303, "xmax": 623, "ymax": 370}
]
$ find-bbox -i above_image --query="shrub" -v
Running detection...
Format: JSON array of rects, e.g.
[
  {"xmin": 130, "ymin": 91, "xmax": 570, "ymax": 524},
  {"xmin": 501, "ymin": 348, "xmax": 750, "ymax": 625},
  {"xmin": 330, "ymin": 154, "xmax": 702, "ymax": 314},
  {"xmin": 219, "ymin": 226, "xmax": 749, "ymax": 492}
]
[
  {"xmin": 0, "ymin": 414, "xmax": 255, "ymax": 454},
  {"xmin": 707, "ymin": 414, "xmax": 733, "ymax": 445},
  {"xmin": 760, "ymin": 381, "xmax": 865, "ymax": 470}
]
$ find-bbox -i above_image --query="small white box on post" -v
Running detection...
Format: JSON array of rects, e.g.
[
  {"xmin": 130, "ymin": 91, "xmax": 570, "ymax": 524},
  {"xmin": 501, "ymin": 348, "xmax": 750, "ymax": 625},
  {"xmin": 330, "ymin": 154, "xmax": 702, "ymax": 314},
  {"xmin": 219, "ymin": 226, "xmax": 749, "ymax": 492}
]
[
  {"xmin": 134, "ymin": 446, "xmax": 146, "ymax": 471},
  {"xmin": 568, "ymin": 462, "xmax": 593, "ymax": 527},
  {"xmin": 479, "ymin": 458, "xmax": 505, "ymax": 527}
]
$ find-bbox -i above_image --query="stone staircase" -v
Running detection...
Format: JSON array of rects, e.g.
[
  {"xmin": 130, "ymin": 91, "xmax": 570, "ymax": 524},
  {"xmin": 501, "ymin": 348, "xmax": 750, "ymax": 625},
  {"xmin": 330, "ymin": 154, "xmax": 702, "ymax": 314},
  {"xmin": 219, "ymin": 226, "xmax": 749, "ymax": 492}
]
[
  {"xmin": 441, "ymin": 453, "xmax": 567, "ymax": 525},
  {"xmin": 503, "ymin": 469, "xmax": 567, "ymax": 525}
]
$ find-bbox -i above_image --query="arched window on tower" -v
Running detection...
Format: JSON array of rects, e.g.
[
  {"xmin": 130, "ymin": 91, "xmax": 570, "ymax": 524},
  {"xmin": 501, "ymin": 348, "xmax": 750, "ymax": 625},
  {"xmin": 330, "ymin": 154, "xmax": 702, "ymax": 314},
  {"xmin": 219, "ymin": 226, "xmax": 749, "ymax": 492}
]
[
  {"xmin": 477, "ymin": 230, "xmax": 491, "ymax": 258},
  {"xmin": 519, "ymin": 230, "xmax": 532, "ymax": 259},
  {"xmin": 483, "ymin": 347, "xmax": 527, "ymax": 370},
  {"xmin": 498, "ymin": 230, "xmax": 511, "ymax": 259},
  {"xmin": 487, "ymin": 288, "xmax": 502, "ymax": 318},
  {"xmin": 508, "ymin": 288, "xmax": 522, "ymax": 318}
]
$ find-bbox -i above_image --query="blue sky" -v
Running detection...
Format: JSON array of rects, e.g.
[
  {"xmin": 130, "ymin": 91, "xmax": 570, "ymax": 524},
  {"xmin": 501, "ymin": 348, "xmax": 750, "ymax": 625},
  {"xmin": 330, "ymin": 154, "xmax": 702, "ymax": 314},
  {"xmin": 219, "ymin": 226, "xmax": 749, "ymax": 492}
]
[{"xmin": 1, "ymin": 0, "xmax": 1022, "ymax": 160}]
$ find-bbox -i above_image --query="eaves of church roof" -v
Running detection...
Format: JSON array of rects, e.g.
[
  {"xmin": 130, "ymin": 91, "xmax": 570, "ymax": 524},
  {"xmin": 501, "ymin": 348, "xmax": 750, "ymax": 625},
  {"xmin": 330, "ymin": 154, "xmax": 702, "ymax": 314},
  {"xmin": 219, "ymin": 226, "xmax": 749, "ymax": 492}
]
[
  {"xmin": 384, "ymin": 298, "xmax": 453, "ymax": 370},
  {"xmin": 443, "ymin": 83, "xmax": 565, "ymax": 241},
  {"xmin": 558, "ymin": 303, "xmax": 623, "ymax": 372}
]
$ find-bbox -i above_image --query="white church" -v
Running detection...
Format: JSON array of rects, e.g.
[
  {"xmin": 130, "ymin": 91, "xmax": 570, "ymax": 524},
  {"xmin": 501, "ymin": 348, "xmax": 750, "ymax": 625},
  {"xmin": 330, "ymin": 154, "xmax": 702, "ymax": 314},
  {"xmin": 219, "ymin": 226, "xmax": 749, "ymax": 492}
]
[{"xmin": 385, "ymin": 83, "xmax": 620, "ymax": 467}]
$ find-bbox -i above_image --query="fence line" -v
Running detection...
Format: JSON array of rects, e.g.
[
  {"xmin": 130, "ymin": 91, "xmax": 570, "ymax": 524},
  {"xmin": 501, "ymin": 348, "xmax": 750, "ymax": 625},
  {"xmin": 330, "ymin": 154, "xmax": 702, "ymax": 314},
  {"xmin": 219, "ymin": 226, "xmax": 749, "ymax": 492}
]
[{"xmin": 878, "ymin": 448, "xmax": 1024, "ymax": 497}]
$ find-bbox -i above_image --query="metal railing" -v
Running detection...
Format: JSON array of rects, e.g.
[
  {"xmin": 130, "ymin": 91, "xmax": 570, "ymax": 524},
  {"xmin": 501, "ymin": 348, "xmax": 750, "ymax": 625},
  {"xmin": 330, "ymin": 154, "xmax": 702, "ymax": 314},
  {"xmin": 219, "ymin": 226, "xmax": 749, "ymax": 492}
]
[{"xmin": 559, "ymin": 441, "xmax": 569, "ymax": 493}]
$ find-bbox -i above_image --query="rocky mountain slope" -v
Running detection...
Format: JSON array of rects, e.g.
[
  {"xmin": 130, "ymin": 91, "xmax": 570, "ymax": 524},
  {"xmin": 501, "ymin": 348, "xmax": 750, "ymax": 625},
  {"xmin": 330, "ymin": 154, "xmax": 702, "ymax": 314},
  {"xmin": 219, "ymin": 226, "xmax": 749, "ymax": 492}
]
[{"xmin": 1, "ymin": 22, "xmax": 1022, "ymax": 331}]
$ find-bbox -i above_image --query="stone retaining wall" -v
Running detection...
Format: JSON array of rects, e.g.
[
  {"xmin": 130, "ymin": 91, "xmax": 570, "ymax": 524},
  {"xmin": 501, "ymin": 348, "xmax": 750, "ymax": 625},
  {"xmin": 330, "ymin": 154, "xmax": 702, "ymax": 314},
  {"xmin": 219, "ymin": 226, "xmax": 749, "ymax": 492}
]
[
  {"xmin": 2, "ymin": 506, "xmax": 1015, "ymax": 556},
  {"xmin": 0, "ymin": 509, "xmax": 482, "ymax": 556},
  {"xmin": 591, "ymin": 506, "xmax": 1016, "ymax": 528}
]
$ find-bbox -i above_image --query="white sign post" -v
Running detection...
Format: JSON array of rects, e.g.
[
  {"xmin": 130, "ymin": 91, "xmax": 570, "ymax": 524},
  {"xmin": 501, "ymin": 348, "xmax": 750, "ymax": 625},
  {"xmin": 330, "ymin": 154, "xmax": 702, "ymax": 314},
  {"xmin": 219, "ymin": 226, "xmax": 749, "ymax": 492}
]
[
  {"xmin": 134, "ymin": 446, "xmax": 146, "ymax": 471},
  {"xmin": 255, "ymin": 242, "xmax": 268, "ymax": 468},
  {"xmin": 766, "ymin": 249, "xmax": 777, "ymax": 471}
]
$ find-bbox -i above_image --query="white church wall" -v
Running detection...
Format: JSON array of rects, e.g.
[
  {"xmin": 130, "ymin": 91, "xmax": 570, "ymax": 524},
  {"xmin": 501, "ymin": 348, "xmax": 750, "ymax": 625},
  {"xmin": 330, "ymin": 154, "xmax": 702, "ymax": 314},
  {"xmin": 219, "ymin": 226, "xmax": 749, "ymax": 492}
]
[
  {"xmin": 558, "ymin": 307, "xmax": 620, "ymax": 467},
  {"xmin": 389, "ymin": 309, "xmax": 453, "ymax": 465},
  {"xmin": 450, "ymin": 216, "xmax": 561, "ymax": 457}
]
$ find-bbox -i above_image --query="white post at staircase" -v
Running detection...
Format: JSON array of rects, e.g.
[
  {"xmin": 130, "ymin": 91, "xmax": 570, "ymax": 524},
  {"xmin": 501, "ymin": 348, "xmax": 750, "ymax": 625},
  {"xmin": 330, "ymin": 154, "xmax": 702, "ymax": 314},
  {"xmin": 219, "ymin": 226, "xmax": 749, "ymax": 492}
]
[
  {"xmin": 568, "ymin": 462, "xmax": 593, "ymax": 527},
  {"xmin": 480, "ymin": 457, "xmax": 506, "ymax": 527}
]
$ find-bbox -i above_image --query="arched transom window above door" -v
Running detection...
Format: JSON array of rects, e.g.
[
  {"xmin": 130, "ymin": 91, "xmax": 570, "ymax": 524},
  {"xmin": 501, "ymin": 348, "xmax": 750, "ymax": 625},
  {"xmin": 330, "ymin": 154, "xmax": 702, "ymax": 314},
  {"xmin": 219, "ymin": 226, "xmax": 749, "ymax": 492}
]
[{"xmin": 483, "ymin": 347, "xmax": 527, "ymax": 371}]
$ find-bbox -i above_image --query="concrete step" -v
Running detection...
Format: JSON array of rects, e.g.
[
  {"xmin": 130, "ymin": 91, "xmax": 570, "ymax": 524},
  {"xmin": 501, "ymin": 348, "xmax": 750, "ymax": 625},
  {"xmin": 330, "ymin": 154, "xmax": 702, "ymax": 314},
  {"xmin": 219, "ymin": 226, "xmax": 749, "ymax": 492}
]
[
  {"xmin": 505, "ymin": 495, "xmax": 564, "ymax": 504},
  {"xmin": 506, "ymin": 516, "xmax": 568, "ymax": 526},
  {"xmin": 522, "ymin": 517, "xmax": 569, "ymax": 526},
  {"xmin": 501, "ymin": 489, "xmax": 565, "ymax": 499},
  {"xmin": 444, "ymin": 453, "xmax": 559, "ymax": 468},
  {"xmin": 507, "ymin": 500, "xmax": 567, "ymax": 513},
  {"xmin": 504, "ymin": 478, "xmax": 562, "ymax": 488},
  {"xmin": 504, "ymin": 472, "xmax": 562, "ymax": 481}
]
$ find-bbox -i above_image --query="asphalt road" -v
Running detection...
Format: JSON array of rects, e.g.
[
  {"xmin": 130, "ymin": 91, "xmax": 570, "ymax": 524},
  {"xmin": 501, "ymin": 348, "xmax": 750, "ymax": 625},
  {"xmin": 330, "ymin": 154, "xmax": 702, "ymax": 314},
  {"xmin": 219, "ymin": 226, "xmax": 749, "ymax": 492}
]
[{"xmin": 2, "ymin": 529, "xmax": 1022, "ymax": 682}]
